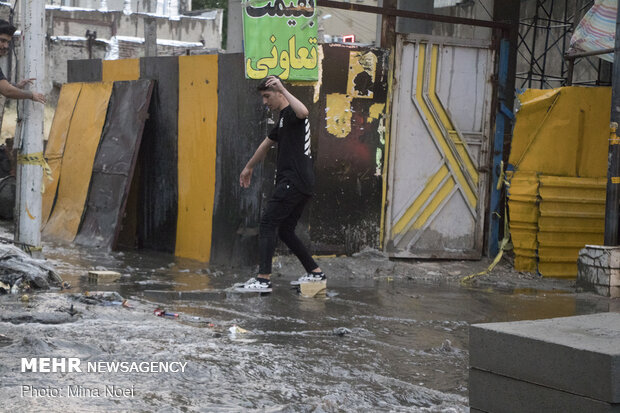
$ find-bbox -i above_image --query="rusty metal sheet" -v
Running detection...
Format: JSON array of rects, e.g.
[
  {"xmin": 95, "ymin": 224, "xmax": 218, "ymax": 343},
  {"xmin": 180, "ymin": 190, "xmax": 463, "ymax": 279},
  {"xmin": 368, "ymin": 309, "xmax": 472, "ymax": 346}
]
[
  {"xmin": 42, "ymin": 82, "xmax": 114, "ymax": 242},
  {"xmin": 138, "ymin": 56, "xmax": 179, "ymax": 253},
  {"xmin": 311, "ymin": 44, "xmax": 389, "ymax": 254},
  {"xmin": 74, "ymin": 80, "xmax": 154, "ymax": 249}
]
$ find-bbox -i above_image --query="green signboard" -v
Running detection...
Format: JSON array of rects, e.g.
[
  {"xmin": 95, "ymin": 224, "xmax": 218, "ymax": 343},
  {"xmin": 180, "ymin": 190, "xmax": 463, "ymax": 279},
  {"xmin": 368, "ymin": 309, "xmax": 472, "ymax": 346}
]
[{"xmin": 242, "ymin": 0, "xmax": 319, "ymax": 81}]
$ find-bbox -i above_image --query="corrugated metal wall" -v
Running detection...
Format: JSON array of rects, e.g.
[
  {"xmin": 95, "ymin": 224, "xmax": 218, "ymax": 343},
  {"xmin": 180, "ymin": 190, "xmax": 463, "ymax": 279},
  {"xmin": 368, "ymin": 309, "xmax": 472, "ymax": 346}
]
[
  {"xmin": 538, "ymin": 175, "xmax": 605, "ymax": 277},
  {"xmin": 506, "ymin": 171, "xmax": 539, "ymax": 273},
  {"xmin": 507, "ymin": 86, "xmax": 611, "ymax": 278}
]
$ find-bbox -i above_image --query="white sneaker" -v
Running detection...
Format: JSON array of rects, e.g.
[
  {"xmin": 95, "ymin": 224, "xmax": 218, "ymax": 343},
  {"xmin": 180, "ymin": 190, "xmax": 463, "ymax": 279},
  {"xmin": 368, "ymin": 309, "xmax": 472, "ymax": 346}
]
[
  {"xmin": 290, "ymin": 272, "xmax": 326, "ymax": 286},
  {"xmin": 234, "ymin": 277, "xmax": 272, "ymax": 292}
]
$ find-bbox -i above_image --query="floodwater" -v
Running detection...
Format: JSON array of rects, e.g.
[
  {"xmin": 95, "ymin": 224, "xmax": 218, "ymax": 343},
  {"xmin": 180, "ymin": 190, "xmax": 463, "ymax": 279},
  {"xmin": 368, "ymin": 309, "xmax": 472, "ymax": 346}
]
[{"xmin": 0, "ymin": 244, "xmax": 613, "ymax": 412}]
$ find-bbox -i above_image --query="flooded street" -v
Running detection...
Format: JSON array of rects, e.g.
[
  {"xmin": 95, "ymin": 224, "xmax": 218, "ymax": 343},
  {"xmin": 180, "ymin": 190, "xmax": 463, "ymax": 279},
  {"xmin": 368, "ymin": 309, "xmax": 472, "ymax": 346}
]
[{"xmin": 0, "ymin": 242, "xmax": 614, "ymax": 412}]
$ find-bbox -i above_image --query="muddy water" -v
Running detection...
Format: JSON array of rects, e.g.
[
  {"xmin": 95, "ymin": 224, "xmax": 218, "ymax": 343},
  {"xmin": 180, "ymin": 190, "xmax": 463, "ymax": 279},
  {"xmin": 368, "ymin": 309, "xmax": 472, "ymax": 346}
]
[{"xmin": 0, "ymin": 245, "xmax": 611, "ymax": 412}]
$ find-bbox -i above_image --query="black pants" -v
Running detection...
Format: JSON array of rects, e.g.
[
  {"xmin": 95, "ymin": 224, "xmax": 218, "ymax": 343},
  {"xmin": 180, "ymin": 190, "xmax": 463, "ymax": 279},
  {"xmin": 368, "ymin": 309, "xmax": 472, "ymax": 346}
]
[{"xmin": 259, "ymin": 180, "xmax": 318, "ymax": 275}]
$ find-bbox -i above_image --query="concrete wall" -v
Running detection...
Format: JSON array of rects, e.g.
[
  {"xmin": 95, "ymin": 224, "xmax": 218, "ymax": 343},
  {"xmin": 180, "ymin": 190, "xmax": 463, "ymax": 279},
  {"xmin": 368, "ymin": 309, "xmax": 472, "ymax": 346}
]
[
  {"xmin": 426, "ymin": 0, "xmax": 494, "ymax": 42},
  {"xmin": 46, "ymin": 37, "xmax": 204, "ymax": 103},
  {"xmin": 45, "ymin": 7, "xmax": 221, "ymax": 45},
  {"xmin": 48, "ymin": 0, "xmax": 191, "ymax": 13},
  {"xmin": 0, "ymin": 3, "xmax": 222, "ymax": 102}
]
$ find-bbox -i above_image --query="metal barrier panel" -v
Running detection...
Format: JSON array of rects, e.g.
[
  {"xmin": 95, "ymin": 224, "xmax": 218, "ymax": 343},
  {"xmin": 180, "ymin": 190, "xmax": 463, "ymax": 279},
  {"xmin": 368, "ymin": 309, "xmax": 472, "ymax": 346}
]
[
  {"xmin": 42, "ymin": 82, "xmax": 82, "ymax": 227},
  {"xmin": 138, "ymin": 56, "xmax": 179, "ymax": 253},
  {"xmin": 538, "ymin": 176, "xmax": 606, "ymax": 278},
  {"xmin": 508, "ymin": 86, "xmax": 612, "ymax": 278},
  {"xmin": 67, "ymin": 59, "xmax": 102, "ymax": 83},
  {"xmin": 507, "ymin": 171, "xmax": 539, "ymax": 272},
  {"xmin": 42, "ymin": 82, "xmax": 113, "ymax": 242},
  {"xmin": 74, "ymin": 80, "xmax": 154, "ymax": 249},
  {"xmin": 175, "ymin": 55, "xmax": 219, "ymax": 262},
  {"xmin": 385, "ymin": 35, "xmax": 493, "ymax": 259},
  {"xmin": 311, "ymin": 44, "xmax": 389, "ymax": 254},
  {"xmin": 102, "ymin": 58, "xmax": 140, "ymax": 82},
  {"xmin": 209, "ymin": 53, "xmax": 267, "ymax": 266}
]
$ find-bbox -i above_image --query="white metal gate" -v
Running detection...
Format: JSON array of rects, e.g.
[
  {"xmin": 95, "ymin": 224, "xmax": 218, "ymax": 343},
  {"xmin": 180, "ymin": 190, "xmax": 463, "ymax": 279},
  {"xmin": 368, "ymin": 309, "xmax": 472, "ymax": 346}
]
[{"xmin": 384, "ymin": 35, "xmax": 494, "ymax": 259}]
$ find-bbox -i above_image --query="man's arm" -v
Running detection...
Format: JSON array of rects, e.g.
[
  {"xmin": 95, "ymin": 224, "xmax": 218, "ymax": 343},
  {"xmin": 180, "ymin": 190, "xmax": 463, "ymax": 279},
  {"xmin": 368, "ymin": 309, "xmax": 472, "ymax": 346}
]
[
  {"xmin": 266, "ymin": 76, "xmax": 308, "ymax": 119},
  {"xmin": 0, "ymin": 79, "xmax": 46, "ymax": 103},
  {"xmin": 240, "ymin": 137, "xmax": 276, "ymax": 188}
]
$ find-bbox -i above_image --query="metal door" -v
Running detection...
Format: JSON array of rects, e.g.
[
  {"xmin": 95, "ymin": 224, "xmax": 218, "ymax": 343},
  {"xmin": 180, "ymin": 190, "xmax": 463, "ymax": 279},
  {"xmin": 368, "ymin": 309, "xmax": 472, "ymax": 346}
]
[{"xmin": 384, "ymin": 35, "xmax": 494, "ymax": 259}]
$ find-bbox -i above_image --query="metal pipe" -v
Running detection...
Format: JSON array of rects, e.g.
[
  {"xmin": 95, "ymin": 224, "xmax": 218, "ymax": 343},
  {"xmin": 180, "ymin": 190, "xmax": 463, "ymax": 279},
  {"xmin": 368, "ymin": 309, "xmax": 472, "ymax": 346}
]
[
  {"xmin": 315, "ymin": 0, "xmax": 510, "ymax": 30},
  {"xmin": 565, "ymin": 47, "xmax": 615, "ymax": 59},
  {"xmin": 604, "ymin": 2, "xmax": 620, "ymax": 245},
  {"xmin": 540, "ymin": 0, "xmax": 553, "ymax": 88},
  {"xmin": 566, "ymin": 58, "xmax": 574, "ymax": 85}
]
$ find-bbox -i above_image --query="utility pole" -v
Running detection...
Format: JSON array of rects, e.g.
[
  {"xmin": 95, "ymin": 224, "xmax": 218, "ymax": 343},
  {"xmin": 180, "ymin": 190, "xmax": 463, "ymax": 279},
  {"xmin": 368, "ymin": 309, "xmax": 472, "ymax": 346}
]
[
  {"xmin": 604, "ymin": 2, "xmax": 620, "ymax": 245},
  {"xmin": 15, "ymin": 0, "xmax": 45, "ymax": 250}
]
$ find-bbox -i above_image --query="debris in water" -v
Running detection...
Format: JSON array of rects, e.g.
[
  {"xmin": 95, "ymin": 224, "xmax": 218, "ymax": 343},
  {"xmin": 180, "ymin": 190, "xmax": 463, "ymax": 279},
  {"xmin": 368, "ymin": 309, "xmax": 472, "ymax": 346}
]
[
  {"xmin": 228, "ymin": 325, "xmax": 249, "ymax": 335},
  {"xmin": 333, "ymin": 327, "xmax": 352, "ymax": 336},
  {"xmin": 71, "ymin": 291, "xmax": 127, "ymax": 306},
  {"xmin": 0, "ymin": 244, "xmax": 62, "ymax": 291},
  {"xmin": 154, "ymin": 308, "xmax": 179, "ymax": 317}
]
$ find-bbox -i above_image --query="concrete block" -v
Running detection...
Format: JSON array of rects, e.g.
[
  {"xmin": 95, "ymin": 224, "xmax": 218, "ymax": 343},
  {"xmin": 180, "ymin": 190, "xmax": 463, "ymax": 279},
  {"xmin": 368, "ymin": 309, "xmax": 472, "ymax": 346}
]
[
  {"xmin": 580, "ymin": 245, "xmax": 620, "ymax": 269},
  {"xmin": 88, "ymin": 270, "xmax": 121, "ymax": 284},
  {"xmin": 578, "ymin": 245, "xmax": 620, "ymax": 298},
  {"xmin": 298, "ymin": 281, "xmax": 326, "ymax": 298},
  {"xmin": 470, "ymin": 313, "xmax": 620, "ymax": 403},
  {"xmin": 469, "ymin": 368, "xmax": 620, "ymax": 413}
]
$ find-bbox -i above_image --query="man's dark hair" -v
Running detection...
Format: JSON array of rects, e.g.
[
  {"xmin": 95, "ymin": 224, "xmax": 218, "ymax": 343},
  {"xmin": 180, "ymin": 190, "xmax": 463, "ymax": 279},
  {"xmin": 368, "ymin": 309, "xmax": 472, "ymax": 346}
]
[
  {"xmin": 0, "ymin": 20, "xmax": 16, "ymax": 37},
  {"xmin": 257, "ymin": 75, "xmax": 281, "ymax": 92}
]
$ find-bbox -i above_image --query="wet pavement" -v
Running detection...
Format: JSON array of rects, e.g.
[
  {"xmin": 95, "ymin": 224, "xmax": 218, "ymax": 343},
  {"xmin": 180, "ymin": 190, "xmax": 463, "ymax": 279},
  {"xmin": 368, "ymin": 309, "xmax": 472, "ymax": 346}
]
[{"xmin": 0, "ymin": 241, "xmax": 617, "ymax": 412}]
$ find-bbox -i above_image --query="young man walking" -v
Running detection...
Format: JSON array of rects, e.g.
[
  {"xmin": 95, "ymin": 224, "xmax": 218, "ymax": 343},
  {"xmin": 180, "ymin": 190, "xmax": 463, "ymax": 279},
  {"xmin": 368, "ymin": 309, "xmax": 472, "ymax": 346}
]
[
  {"xmin": 236, "ymin": 76, "xmax": 325, "ymax": 292},
  {"xmin": 0, "ymin": 20, "xmax": 46, "ymax": 104}
]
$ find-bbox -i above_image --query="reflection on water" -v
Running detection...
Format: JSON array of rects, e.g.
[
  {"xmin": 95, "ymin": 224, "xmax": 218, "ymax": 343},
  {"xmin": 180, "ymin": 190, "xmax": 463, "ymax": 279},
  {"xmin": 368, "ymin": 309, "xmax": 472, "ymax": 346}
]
[{"xmin": 0, "ymin": 243, "xmax": 612, "ymax": 412}]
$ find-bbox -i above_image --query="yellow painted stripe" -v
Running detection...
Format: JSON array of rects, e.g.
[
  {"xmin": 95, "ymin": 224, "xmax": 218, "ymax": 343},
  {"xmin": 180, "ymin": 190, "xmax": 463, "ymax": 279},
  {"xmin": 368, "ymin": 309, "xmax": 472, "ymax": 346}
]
[
  {"xmin": 175, "ymin": 55, "xmax": 219, "ymax": 262},
  {"xmin": 428, "ymin": 45, "xmax": 479, "ymax": 185},
  {"xmin": 43, "ymin": 82, "xmax": 114, "ymax": 242},
  {"xmin": 42, "ymin": 82, "xmax": 82, "ymax": 228},
  {"xmin": 392, "ymin": 164, "xmax": 449, "ymax": 235},
  {"xmin": 414, "ymin": 177, "xmax": 456, "ymax": 229},
  {"xmin": 102, "ymin": 59, "xmax": 140, "ymax": 81},
  {"xmin": 416, "ymin": 44, "xmax": 477, "ymax": 208}
]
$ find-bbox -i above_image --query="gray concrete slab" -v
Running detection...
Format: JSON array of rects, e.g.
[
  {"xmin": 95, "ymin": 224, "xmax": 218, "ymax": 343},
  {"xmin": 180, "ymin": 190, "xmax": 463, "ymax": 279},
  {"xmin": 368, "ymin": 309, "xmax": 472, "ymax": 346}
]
[
  {"xmin": 470, "ymin": 312, "xmax": 620, "ymax": 403},
  {"xmin": 469, "ymin": 368, "xmax": 620, "ymax": 413}
]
